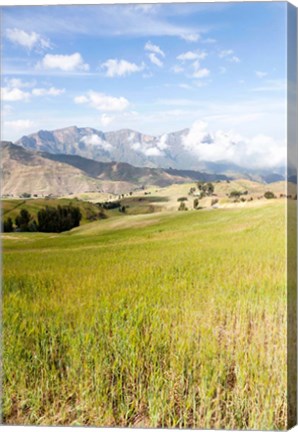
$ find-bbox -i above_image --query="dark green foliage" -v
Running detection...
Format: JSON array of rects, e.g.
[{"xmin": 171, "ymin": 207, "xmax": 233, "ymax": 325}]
[
  {"xmin": 177, "ymin": 197, "xmax": 188, "ymax": 202},
  {"xmin": 193, "ymin": 198, "xmax": 199, "ymax": 209},
  {"xmin": 178, "ymin": 202, "xmax": 188, "ymax": 211},
  {"xmin": 37, "ymin": 205, "xmax": 82, "ymax": 233},
  {"xmin": 15, "ymin": 209, "xmax": 31, "ymax": 231},
  {"xmin": 197, "ymin": 182, "xmax": 214, "ymax": 197},
  {"xmin": 264, "ymin": 191, "xmax": 276, "ymax": 199},
  {"xmin": 20, "ymin": 192, "xmax": 31, "ymax": 198},
  {"xmin": 229, "ymin": 190, "xmax": 242, "ymax": 198},
  {"xmin": 3, "ymin": 217, "xmax": 13, "ymax": 232},
  {"xmin": 100, "ymin": 201, "xmax": 121, "ymax": 210}
]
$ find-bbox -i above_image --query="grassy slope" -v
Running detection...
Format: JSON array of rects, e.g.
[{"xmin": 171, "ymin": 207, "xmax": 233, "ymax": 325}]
[{"xmin": 2, "ymin": 201, "xmax": 286, "ymax": 428}]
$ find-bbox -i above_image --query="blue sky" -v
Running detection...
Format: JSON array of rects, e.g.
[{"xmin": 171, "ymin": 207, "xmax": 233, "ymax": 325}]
[{"xmin": 1, "ymin": 2, "xmax": 287, "ymax": 167}]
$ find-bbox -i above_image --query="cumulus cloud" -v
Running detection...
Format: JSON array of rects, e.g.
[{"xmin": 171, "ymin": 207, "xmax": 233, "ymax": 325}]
[
  {"xmin": 1, "ymin": 87, "xmax": 31, "ymax": 102},
  {"xmin": 156, "ymin": 133, "xmax": 168, "ymax": 150},
  {"xmin": 32, "ymin": 87, "xmax": 65, "ymax": 96},
  {"xmin": 6, "ymin": 28, "xmax": 51, "ymax": 51},
  {"xmin": 74, "ymin": 91, "xmax": 129, "ymax": 112},
  {"xmin": 99, "ymin": 113, "xmax": 114, "ymax": 127},
  {"xmin": 101, "ymin": 59, "xmax": 144, "ymax": 77},
  {"xmin": 182, "ymin": 120, "xmax": 285, "ymax": 169},
  {"xmin": 145, "ymin": 41, "xmax": 165, "ymax": 57},
  {"xmin": 192, "ymin": 61, "xmax": 210, "ymax": 79},
  {"xmin": 219, "ymin": 49, "xmax": 240, "ymax": 63},
  {"xmin": 38, "ymin": 53, "xmax": 89, "ymax": 72},
  {"xmin": 2, "ymin": 79, "xmax": 65, "ymax": 101},
  {"xmin": 80, "ymin": 134, "xmax": 112, "ymax": 150},
  {"xmin": 148, "ymin": 53, "xmax": 163, "ymax": 67},
  {"xmin": 143, "ymin": 146, "xmax": 163, "ymax": 156},
  {"xmin": 177, "ymin": 50, "xmax": 207, "ymax": 61}
]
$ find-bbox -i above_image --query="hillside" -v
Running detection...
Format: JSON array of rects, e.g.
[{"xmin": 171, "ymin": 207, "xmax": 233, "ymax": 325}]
[{"xmin": 1, "ymin": 141, "xmax": 227, "ymax": 197}]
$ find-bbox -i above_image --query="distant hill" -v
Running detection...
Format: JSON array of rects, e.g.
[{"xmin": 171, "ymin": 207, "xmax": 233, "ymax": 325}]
[
  {"xmin": 1, "ymin": 141, "xmax": 228, "ymax": 197},
  {"xmin": 15, "ymin": 125, "xmax": 286, "ymax": 182}
]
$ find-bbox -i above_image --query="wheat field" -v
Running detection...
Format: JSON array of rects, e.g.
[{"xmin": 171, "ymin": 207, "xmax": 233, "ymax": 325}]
[{"xmin": 2, "ymin": 200, "xmax": 286, "ymax": 428}]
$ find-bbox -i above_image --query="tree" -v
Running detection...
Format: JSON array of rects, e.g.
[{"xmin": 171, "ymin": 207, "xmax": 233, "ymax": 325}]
[
  {"xmin": 178, "ymin": 202, "xmax": 188, "ymax": 211},
  {"xmin": 15, "ymin": 209, "xmax": 31, "ymax": 231},
  {"xmin": 193, "ymin": 198, "xmax": 199, "ymax": 209},
  {"xmin": 3, "ymin": 217, "xmax": 13, "ymax": 232},
  {"xmin": 264, "ymin": 191, "xmax": 275, "ymax": 199}
]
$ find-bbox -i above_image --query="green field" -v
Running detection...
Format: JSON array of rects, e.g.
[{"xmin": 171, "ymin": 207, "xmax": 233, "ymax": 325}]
[{"xmin": 2, "ymin": 201, "xmax": 286, "ymax": 428}]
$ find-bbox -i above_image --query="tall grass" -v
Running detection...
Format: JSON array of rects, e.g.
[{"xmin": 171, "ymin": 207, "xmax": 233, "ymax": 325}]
[{"xmin": 2, "ymin": 202, "xmax": 286, "ymax": 428}]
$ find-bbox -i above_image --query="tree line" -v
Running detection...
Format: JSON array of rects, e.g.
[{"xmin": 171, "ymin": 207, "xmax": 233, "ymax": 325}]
[{"xmin": 2, "ymin": 205, "xmax": 82, "ymax": 233}]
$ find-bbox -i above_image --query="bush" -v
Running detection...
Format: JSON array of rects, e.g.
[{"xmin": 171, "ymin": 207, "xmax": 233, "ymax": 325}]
[
  {"xmin": 193, "ymin": 198, "xmax": 199, "ymax": 209},
  {"xmin": 264, "ymin": 191, "xmax": 275, "ymax": 199},
  {"xmin": 177, "ymin": 197, "xmax": 188, "ymax": 202}
]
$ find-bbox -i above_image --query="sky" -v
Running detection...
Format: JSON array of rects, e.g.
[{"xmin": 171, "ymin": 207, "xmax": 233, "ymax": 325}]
[{"xmin": 1, "ymin": 2, "xmax": 288, "ymax": 168}]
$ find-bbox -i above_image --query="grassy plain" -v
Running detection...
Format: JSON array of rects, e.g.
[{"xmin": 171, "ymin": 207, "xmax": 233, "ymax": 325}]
[{"xmin": 2, "ymin": 199, "xmax": 286, "ymax": 428}]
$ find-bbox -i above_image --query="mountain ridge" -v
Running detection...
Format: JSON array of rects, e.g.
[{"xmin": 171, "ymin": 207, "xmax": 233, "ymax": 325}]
[{"xmin": 1, "ymin": 141, "xmax": 228, "ymax": 197}]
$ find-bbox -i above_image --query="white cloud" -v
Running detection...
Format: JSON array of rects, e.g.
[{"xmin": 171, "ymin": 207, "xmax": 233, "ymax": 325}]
[
  {"xmin": 172, "ymin": 65, "xmax": 184, "ymax": 74},
  {"xmin": 6, "ymin": 28, "xmax": 51, "ymax": 51},
  {"xmin": 5, "ymin": 78, "xmax": 35, "ymax": 89},
  {"xmin": 32, "ymin": 87, "xmax": 65, "ymax": 96},
  {"xmin": 219, "ymin": 49, "xmax": 234, "ymax": 58},
  {"xmin": 39, "ymin": 53, "xmax": 89, "ymax": 72},
  {"xmin": 192, "ymin": 61, "xmax": 210, "ymax": 79},
  {"xmin": 256, "ymin": 71, "xmax": 268, "ymax": 79},
  {"xmin": 80, "ymin": 134, "xmax": 112, "ymax": 150},
  {"xmin": 99, "ymin": 114, "xmax": 114, "ymax": 127},
  {"xmin": 230, "ymin": 56, "xmax": 240, "ymax": 63},
  {"xmin": 177, "ymin": 50, "xmax": 207, "ymax": 61},
  {"xmin": 156, "ymin": 134, "xmax": 168, "ymax": 150},
  {"xmin": 219, "ymin": 50, "xmax": 240, "ymax": 63},
  {"xmin": 74, "ymin": 91, "xmax": 129, "ymax": 112},
  {"xmin": 3, "ymin": 119, "xmax": 35, "ymax": 132},
  {"xmin": 144, "ymin": 41, "xmax": 165, "ymax": 57},
  {"xmin": 144, "ymin": 146, "xmax": 163, "ymax": 156},
  {"xmin": 181, "ymin": 33, "xmax": 200, "ymax": 42},
  {"xmin": 101, "ymin": 59, "xmax": 144, "ymax": 77},
  {"xmin": 130, "ymin": 142, "xmax": 142, "ymax": 151},
  {"xmin": 1, "ymin": 87, "xmax": 31, "ymax": 102},
  {"xmin": 148, "ymin": 53, "xmax": 163, "ymax": 68},
  {"xmin": 182, "ymin": 120, "xmax": 285, "ymax": 169}
]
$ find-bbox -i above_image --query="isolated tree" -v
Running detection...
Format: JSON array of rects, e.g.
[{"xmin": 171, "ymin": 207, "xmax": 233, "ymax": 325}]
[{"xmin": 193, "ymin": 198, "xmax": 199, "ymax": 209}]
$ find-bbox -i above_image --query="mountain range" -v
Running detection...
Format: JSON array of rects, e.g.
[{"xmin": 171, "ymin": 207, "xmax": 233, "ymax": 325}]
[
  {"xmin": 15, "ymin": 126, "xmax": 285, "ymax": 183},
  {"xmin": 1, "ymin": 141, "xmax": 228, "ymax": 197}
]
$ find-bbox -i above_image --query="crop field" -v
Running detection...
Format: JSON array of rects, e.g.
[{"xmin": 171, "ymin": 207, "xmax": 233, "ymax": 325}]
[{"xmin": 2, "ymin": 200, "xmax": 286, "ymax": 428}]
